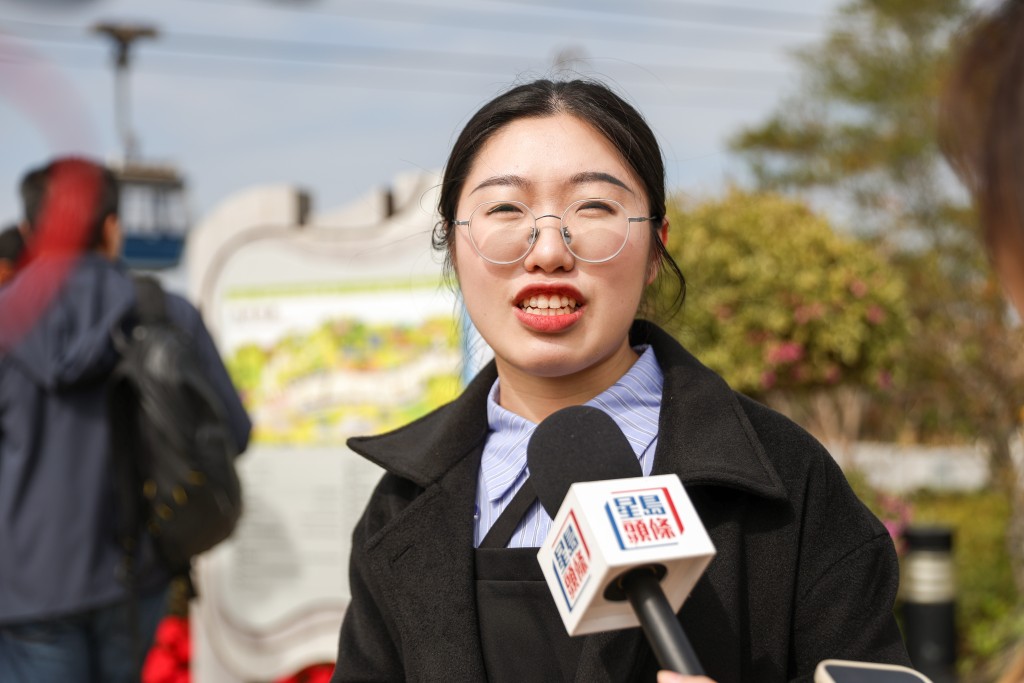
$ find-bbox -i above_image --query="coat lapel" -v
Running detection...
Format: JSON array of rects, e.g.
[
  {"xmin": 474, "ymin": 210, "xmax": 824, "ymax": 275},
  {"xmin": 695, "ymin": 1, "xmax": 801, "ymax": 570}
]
[
  {"xmin": 349, "ymin": 364, "xmax": 495, "ymax": 680},
  {"xmin": 366, "ymin": 446, "xmax": 487, "ymax": 680},
  {"xmin": 633, "ymin": 321, "xmax": 788, "ymax": 501}
]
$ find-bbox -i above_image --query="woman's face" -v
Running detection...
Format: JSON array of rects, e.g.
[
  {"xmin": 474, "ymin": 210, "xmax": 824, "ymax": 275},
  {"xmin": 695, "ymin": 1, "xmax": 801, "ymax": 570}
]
[{"xmin": 453, "ymin": 113, "xmax": 665, "ymax": 388}]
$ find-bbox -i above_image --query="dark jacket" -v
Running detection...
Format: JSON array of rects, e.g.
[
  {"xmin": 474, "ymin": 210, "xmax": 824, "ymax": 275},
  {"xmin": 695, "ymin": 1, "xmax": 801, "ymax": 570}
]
[
  {"xmin": 0, "ymin": 252, "xmax": 251, "ymax": 625},
  {"xmin": 332, "ymin": 321, "xmax": 910, "ymax": 683}
]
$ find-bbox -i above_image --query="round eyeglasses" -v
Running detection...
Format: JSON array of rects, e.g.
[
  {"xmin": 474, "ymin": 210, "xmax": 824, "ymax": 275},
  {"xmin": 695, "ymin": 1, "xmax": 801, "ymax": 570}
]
[{"xmin": 453, "ymin": 198, "xmax": 657, "ymax": 265}]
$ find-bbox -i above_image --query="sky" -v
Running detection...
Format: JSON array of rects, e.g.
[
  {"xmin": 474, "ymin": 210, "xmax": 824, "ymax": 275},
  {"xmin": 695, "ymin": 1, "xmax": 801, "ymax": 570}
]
[{"xmin": 0, "ymin": 0, "xmax": 848, "ymax": 232}]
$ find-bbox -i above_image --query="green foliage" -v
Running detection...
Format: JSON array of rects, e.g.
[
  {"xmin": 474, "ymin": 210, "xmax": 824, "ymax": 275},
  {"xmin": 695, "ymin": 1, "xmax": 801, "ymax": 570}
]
[
  {"xmin": 716, "ymin": 0, "xmax": 1024, "ymax": 675},
  {"xmin": 662, "ymin": 188, "xmax": 908, "ymax": 399},
  {"xmin": 869, "ymin": 248, "xmax": 1024, "ymax": 450},
  {"xmin": 853, "ymin": 480, "xmax": 1024, "ymax": 680},
  {"xmin": 728, "ymin": 0, "xmax": 1024, "ymax": 458},
  {"xmin": 731, "ymin": 0, "xmax": 970, "ymax": 246}
]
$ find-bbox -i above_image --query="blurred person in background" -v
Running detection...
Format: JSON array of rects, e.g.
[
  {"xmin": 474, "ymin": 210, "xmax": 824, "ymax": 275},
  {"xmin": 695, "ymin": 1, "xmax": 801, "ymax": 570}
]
[
  {"xmin": 941, "ymin": 0, "xmax": 1024, "ymax": 323},
  {"xmin": 0, "ymin": 224, "xmax": 25, "ymax": 286},
  {"xmin": 940, "ymin": 1, "xmax": 1024, "ymax": 682},
  {"xmin": 0, "ymin": 157, "xmax": 251, "ymax": 683}
]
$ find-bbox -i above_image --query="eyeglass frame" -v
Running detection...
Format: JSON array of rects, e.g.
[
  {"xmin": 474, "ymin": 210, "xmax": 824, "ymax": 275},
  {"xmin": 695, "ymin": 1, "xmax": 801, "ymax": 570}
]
[{"xmin": 452, "ymin": 198, "xmax": 658, "ymax": 265}]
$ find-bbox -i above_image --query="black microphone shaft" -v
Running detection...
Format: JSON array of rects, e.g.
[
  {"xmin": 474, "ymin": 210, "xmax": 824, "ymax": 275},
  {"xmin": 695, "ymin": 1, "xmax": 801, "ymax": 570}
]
[{"xmin": 623, "ymin": 569, "xmax": 705, "ymax": 676}]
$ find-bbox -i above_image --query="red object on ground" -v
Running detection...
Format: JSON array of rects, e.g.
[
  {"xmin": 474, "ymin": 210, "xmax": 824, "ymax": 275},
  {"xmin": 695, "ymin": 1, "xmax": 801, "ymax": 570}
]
[
  {"xmin": 141, "ymin": 614, "xmax": 335, "ymax": 683},
  {"xmin": 275, "ymin": 663, "xmax": 336, "ymax": 683},
  {"xmin": 143, "ymin": 615, "xmax": 191, "ymax": 683}
]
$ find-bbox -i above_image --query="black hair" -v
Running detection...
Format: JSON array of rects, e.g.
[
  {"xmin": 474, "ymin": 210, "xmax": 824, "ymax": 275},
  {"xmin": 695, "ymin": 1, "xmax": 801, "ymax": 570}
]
[
  {"xmin": 18, "ymin": 168, "xmax": 47, "ymax": 234},
  {"xmin": 19, "ymin": 157, "xmax": 119, "ymax": 252},
  {"xmin": 0, "ymin": 224, "xmax": 24, "ymax": 262},
  {"xmin": 432, "ymin": 78, "xmax": 685, "ymax": 318}
]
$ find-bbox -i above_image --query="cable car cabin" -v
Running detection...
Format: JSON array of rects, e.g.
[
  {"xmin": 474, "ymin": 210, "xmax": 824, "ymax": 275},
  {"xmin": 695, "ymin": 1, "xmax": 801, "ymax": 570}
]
[{"xmin": 114, "ymin": 162, "xmax": 190, "ymax": 270}]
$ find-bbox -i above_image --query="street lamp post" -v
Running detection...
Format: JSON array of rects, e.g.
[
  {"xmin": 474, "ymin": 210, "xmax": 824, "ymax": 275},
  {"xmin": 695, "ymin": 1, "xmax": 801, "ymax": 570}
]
[{"xmin": 92, "ymin": 22, "xmax": 157, "ymax": 163}]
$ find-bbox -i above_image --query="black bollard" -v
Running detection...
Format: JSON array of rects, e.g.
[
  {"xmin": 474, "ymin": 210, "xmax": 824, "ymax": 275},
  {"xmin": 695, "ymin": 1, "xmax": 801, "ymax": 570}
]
[{"xmin": 900, "ymin": 525, "xmax": 957, "ymax": 683}]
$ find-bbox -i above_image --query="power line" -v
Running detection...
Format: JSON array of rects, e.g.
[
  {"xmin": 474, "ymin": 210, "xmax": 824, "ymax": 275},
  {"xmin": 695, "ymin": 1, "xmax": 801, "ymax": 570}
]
[
  {"xmin": 173, "ymin": 0, "xmax": 821, "ymax": 52},
  {"xmin": 185, "ymin": 0, "xmax": 827, "ymax": 35},
  {"xmin": 484, "ymin": 0, "xmax": 827, "ymax": 32},
  {"xmin": 0, "ymin": 50, "xmax": 782, "ymax": 113},
  {"xmin": 0, "ymin": 19, "xmax": 793, "ymax": 92}
]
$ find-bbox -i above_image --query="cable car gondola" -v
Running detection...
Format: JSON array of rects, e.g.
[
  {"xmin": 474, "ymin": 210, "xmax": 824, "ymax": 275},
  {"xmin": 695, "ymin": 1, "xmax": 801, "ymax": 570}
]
[{"xmin": 113, "ymin": 161, "xmax": 190, "ymax": 270}]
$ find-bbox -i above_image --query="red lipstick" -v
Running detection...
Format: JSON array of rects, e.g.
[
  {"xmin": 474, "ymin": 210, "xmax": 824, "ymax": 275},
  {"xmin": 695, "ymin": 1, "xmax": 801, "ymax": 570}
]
[{"xmin": 512, "ymin": 285, "xmax": 585, "ymax": 333}]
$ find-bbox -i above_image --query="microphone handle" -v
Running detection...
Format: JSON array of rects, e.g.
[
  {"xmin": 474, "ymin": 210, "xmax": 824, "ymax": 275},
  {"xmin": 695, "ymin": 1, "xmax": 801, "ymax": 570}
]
[{"xmin": 623, "ymin": 568, "xmax": 705, "ymax": 676}]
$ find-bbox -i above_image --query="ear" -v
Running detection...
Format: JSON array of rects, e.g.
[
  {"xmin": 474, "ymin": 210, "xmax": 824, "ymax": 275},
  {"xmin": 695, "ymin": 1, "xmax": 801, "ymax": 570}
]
[
  {"xmin": 646, "ymin": 216, "xmax": 669, "ymax": 286},
  {"xmin": 99, "ymin": 215, "xmax": 123, "ymax": 261}
]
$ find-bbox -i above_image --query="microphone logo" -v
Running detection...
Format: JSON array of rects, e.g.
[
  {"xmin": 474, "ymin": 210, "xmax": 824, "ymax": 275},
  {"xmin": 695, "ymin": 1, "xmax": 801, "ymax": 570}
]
[
  {"xmin": 551, "ymin": 511, "xmax": 593, "ymax": 611},
  {"xmin": 605, "ymin": 486, "xmax": 685, "ymax": 550}
]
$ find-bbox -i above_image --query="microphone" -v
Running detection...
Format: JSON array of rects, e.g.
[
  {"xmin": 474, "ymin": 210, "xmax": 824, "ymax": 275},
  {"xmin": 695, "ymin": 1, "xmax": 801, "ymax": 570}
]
[{"xmin": 527, "ymin": 406, "xmax": 715, "ymax": 676}]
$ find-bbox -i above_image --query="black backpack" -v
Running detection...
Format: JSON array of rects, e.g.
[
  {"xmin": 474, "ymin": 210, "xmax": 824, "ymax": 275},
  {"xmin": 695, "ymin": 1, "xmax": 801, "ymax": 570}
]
[{"xmin": 108, "ymin": 275, "xmax": 243, "ymax": 575}]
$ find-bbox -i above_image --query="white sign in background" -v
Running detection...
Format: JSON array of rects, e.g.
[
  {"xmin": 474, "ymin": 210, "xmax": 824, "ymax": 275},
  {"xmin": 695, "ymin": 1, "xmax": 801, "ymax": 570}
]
[{"xmin": 187, "ymin": 181, "xmax": 485, "ymax": 682}]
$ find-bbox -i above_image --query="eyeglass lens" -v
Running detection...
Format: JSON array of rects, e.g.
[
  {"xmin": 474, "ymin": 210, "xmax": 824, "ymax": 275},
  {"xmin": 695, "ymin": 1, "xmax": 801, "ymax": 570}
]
[{"xmin": 468, "ymin": 199, "xmax": 630, "ymax": 263}]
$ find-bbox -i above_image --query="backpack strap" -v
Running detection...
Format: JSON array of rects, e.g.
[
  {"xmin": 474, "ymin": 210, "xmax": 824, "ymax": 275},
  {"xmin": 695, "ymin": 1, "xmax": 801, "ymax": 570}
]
[
  {"xmin": 131, "ymin": 275, "xmax": 168, "ymax": 325},
  {"xmin": 114, "ymin": 274, "xmax": 171, "ymax": 672}
]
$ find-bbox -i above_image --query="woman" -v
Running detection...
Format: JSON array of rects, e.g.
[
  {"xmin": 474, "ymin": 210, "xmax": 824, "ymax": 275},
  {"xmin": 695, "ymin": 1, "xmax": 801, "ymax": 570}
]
[{"xmin": 330, "ymin": 79, "xmax": 910, "ymax": 682}]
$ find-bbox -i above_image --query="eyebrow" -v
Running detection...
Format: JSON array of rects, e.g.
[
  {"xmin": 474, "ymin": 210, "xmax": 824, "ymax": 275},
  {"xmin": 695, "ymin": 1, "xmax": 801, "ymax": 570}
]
[
  {"xmin": 468, "ymin": 171, "xmax": 636, "ymax": 195},
  {"xmin": 569, "ymin": 171, "xmax": 635, "ymax": 194},
  {"xmin": 469, "ymin": 174, "xmax": 530, "ymax": 195}
]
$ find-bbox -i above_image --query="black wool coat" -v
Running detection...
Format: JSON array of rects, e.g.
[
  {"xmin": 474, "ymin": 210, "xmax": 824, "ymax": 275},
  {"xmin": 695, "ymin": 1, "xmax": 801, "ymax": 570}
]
[{"xmin": 331, "ymin": 321, "xmax": 911, "ymax": 683}]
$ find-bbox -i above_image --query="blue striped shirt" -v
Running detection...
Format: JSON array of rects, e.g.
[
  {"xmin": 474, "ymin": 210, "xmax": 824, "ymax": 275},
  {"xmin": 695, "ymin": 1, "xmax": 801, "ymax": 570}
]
[{"xmin": 473, "ymin": 345, "xmax": 664, "ymax": 548}]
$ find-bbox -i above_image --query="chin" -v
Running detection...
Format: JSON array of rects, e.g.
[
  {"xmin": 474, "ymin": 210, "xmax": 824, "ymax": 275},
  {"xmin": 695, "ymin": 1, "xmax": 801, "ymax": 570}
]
[{"xmin": 497, "ymin": 346, "xmax": 589, "ymax": 380}]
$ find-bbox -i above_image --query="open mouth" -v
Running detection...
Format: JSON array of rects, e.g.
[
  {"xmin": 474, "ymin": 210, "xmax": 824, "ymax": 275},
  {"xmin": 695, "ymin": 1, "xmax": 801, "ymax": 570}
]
[{"xmin": 518, "ymin": 293, "xmax": 580, "ymax": 316}]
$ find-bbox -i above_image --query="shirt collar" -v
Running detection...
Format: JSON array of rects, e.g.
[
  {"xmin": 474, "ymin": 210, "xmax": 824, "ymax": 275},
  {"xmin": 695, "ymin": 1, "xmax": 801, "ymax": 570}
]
[{"xmin": 480, "ymin": 345, "xmax": 663, "ymax": 503}]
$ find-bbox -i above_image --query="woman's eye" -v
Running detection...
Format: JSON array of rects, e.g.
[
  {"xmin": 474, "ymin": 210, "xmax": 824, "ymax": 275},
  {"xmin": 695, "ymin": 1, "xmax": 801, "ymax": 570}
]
[
  {"xmin": 576, "ymin": 201, "xmax": 616, "ymax": 214},
  {"xmin": 487, "ymin": 203, "xmax": 524, "ymax": 216}
]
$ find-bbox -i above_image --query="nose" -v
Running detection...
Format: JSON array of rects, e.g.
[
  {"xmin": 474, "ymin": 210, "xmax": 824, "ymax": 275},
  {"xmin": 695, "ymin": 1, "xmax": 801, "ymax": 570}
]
[{"xmin": 523, "ymin": 214, "xmax": 574, "ymax": 272}]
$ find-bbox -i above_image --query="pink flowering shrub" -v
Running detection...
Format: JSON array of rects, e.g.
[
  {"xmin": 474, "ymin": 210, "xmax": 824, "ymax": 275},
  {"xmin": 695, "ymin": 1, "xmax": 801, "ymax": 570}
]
[{"xmin": 662, "ymin": 188, "xmax": 908, "ymax": 399}]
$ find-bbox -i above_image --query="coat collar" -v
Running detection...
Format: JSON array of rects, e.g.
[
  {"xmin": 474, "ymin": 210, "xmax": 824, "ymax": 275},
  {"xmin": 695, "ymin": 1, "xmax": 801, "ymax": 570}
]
[
  {"xmin": 344, "ymin": 320, "xmax": 787, "ymax": 679},
  {"xmin": 348, "ymin": 320, "xmax": 788, "ymax": 502},
  {"xmin": 634, "ymin": 320, "xmax": 788, "ymax": 502},
  {"xmin": 346, "ymin": 358, "xmax": 495, "ymax": 487}
]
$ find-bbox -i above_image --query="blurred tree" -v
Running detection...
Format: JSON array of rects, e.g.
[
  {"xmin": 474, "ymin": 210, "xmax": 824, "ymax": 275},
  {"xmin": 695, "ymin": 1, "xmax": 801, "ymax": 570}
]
[
  {"xmin": 729, "ymin": 0, "xmax": 1024, "ymax": 470},
  {"xmin": 728, "ymin": 0, "xmax": 1024, "ymax": 606},
  {"xmin": 664, "ymin": 188, "xmax": 909, "ymax": 465},
  {"xmin": 732, "ymin": 0, "xmax": 969, "ymax": 247}
]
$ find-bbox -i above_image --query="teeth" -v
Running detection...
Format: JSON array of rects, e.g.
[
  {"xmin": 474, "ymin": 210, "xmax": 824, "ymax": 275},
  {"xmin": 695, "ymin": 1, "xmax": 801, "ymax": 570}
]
[
  {"xmin": 519, "ymin": 294, "xmax": 580, "ymax": 315},
  {"xmin": 523, "ymin": 306, "xmax": 575, "ymax": 316}
]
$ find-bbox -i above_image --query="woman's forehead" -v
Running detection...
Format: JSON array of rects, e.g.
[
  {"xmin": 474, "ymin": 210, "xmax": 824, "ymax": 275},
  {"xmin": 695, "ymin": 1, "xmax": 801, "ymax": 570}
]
[{"xmin": 464, "ymin": 115, "xmax": 642, "ymax": 196}]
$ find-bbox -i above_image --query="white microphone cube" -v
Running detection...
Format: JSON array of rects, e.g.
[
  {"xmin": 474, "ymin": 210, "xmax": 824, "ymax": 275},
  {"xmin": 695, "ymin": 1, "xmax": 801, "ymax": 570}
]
[{"xmin": 536, "ymin": 474, "xmax": 715, "ymax": 636}]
